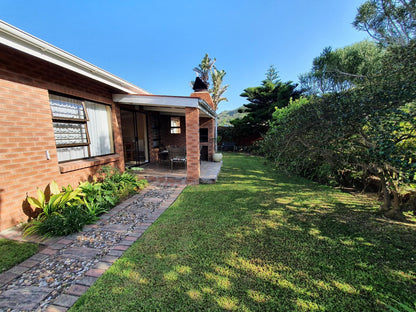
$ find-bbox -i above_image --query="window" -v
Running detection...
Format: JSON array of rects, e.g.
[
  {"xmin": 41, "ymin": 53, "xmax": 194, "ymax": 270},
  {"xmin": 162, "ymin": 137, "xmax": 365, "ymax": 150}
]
[
  {"xmin": 170, "ymin": 117, "xmax": 181, "ymax": 134},
  {"xmin": 50, "ymin": 94, "xmax": 114, "ymax": 162}
]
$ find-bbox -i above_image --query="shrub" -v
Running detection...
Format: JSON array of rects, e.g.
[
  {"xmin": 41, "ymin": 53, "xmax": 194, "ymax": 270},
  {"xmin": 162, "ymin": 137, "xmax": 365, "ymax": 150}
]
[{"xmin": 24, "ymin": 171, "xmax": 147, "ymax": 238}]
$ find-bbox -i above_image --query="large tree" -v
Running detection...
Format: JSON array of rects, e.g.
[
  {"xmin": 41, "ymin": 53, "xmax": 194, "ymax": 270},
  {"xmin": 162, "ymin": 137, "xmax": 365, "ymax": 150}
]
[
  {"xmin": 263, "ymin": 40, "xmax": 416, "ymax": 220},
  {"xmin": 231, "ymin": 66, "xmax": 302, "ymax": 142},
  {"xmin": 299, "ymin": 41, "xmax": 384, "ymax": 95},
  {"xmin": 353, "ymin": 0, "xmax": 416, "ymax": 46}
]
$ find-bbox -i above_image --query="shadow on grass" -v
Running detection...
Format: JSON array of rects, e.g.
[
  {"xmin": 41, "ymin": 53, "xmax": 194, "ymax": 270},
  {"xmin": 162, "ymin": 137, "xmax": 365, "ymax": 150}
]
[{"xmin": 70, "ymin": 154, "xmax": 416, "ymax": 312}]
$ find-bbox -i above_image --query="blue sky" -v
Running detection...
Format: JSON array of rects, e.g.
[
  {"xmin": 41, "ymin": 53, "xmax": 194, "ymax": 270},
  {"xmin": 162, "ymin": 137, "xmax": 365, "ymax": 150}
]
[{"xmin": 0, "ymin": 0, "xmax": 368, "ymax": 112}]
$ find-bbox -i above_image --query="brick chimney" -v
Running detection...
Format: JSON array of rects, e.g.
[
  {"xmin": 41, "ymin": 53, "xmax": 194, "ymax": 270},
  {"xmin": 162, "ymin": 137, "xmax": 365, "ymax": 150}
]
[{"xmin": 190, "ymin": 77, "xmax": 215, "ymax": 111}]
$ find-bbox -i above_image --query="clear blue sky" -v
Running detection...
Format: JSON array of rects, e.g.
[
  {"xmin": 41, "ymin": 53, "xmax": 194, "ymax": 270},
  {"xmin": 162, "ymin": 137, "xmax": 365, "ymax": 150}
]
[{"xmin": 0, "ymin": 0, "xmax": 369, "ymax": 112}]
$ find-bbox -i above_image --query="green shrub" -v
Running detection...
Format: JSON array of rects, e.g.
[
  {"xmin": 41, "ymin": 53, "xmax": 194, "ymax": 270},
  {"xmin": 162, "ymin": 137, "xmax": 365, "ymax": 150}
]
[
  {"xmin": 24, "ymin": 170, "xmax": 148, "ymax": 238},
  {"xmin": 25, "ymin": 206, "xmax": 90, "ymax": 237}
]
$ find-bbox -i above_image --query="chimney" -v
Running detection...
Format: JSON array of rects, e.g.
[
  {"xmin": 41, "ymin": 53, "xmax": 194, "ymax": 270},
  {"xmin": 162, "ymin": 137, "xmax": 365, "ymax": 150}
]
[{"xmin": 190, "ymin": 77, "xmax": 215, "ymax": 111}]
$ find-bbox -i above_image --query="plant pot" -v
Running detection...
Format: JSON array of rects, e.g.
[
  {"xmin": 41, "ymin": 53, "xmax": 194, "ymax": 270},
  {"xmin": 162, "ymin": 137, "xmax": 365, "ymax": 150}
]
[{"xmin": 213, "ymin": 153, "xmax": 223, "ymax": 162}]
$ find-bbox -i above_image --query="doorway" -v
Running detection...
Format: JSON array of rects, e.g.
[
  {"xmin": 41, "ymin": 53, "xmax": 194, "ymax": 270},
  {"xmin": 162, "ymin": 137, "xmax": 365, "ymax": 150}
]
[{"xmin": 120, "ymin": 109, "xmax": 149, "ymax": 167}]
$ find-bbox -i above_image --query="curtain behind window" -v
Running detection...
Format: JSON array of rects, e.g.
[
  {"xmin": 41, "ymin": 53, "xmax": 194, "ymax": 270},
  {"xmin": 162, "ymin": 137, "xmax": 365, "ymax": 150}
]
[{"xmin": 85, "ymin": 102, "xmax": 114, "ymax": 157}]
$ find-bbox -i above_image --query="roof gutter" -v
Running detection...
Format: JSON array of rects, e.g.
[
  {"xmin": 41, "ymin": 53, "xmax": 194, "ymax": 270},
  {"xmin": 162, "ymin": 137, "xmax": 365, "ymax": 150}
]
[
  {"xmin": 198, "ymin": 98, "xmax": 217, "ymax": 118},
  {"xmin": 0, "ymin": 20, "xmax": 148, "ymax": 95}
]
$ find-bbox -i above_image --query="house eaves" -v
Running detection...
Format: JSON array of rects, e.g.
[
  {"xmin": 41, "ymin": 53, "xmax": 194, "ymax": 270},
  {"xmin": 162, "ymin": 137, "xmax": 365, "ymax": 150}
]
[
  {"xmin": 0, "ymin": 20, "xmax": 148, "ymax": 95},
  {"xmin": 113, "ymin": 94, "xmax": 217, "ymax": 119}
]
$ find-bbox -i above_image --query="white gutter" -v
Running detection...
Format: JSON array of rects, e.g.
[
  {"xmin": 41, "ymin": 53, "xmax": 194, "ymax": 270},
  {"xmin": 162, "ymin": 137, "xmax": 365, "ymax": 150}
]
[{"xmin": 0, "ymin": 20, "xmax": 148, "ymax": 95}]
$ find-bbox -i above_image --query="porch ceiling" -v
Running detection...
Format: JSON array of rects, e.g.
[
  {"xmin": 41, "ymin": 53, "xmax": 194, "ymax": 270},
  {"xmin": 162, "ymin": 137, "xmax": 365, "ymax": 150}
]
[{"xmin": 112, "ymin": 94, "xmax": 216, "ymax": 118}]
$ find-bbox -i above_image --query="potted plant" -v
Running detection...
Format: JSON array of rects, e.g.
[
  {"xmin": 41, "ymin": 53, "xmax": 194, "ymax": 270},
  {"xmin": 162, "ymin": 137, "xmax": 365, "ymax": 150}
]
[{"xmin": 213, "ymin": 137, "xmax": 223, "ymax": 162}]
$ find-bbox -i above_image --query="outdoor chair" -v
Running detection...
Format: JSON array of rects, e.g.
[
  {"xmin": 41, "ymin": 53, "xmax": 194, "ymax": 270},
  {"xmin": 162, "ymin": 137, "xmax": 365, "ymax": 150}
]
[{"xmin": 168, "ymin": 146, "xmax": 187, "ymax": 170}]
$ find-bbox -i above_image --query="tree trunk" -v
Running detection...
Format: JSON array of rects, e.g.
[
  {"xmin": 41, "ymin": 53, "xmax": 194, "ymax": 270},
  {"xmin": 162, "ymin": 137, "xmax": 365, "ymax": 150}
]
[
  {"xmin": 378, "ymin": 171, "xmax": 405, "ymax": 221},
  {"xmin": 378, "ymin": 173, "xmax": 391, "ymax": 213},
  {"xmin": 384, "ymin": 190, "xmax": 405, "ymax": 221}
]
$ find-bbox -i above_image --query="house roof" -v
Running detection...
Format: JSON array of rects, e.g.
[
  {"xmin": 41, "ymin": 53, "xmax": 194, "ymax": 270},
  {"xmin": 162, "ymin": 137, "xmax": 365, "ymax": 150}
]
[
  {"xmin": 0, "ymin": 20, "xmax": 148, "ymax": 95},
  {"xmin": 0, "ymin": 20, "xmax": 217, "ymax": 119},
  {"xmin": 113, "ymin": 94, "xmax": 217, "ymax": 119}
]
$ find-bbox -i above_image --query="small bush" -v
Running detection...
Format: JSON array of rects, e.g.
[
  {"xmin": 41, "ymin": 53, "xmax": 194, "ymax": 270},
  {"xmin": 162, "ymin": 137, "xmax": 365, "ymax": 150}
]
[{"xmin": 26, "ymin": 206, "xmax": 90, "ymax": 237}]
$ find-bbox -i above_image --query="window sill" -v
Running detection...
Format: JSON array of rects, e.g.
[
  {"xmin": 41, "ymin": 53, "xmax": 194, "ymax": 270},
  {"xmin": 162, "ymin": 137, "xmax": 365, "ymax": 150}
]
[{"xmin": 59, "ymin": 154, "xmax": 120, "ymax": 173}]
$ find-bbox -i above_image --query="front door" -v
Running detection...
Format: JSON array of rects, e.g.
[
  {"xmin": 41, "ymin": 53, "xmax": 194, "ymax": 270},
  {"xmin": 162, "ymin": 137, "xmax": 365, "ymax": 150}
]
[{"xmin": 120, "ymin": 109, "xmax": 149, "ymax": 167}]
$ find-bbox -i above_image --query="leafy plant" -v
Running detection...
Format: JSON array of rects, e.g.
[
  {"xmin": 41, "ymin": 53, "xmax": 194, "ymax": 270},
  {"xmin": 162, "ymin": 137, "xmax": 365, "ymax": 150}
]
[
  {"xmin": 82, "ymin": 199, "xmax": 108, "ymax": 222},
  {"xmin": 27, "ymin": 181, "xmax": 83, "ymax": 218},
  {"xmin": 25, "ymin": 206, "xmax": 89, "ymax": 238},
  {"xmin": 24, "ymin": 170, "xmax": 147, "ymax": 238}
]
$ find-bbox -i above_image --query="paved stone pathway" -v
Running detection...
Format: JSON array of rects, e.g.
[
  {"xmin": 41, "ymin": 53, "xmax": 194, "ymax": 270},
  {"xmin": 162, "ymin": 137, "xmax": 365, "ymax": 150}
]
[{"xmin": 0, "ymin": 182, "xmax": 186, "ymax": 312}]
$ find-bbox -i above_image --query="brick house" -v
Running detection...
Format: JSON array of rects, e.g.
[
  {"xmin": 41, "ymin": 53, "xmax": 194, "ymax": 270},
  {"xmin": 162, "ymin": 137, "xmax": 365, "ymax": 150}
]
[{"xmin": 0, "ymin": 20, "xmax": 216, "ymax": 232}]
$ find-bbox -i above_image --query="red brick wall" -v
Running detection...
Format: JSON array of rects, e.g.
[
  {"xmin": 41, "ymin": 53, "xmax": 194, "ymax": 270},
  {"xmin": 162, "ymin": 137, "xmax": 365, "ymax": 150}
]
[
  {"xmin": 190, "ymin": 91, "xmax": 216, "ymax": 161},
  {"xmin": 185, "ymin": 107, "xmax": 200, "ymax": 184},
  {"xmin": 200, "ymin": 118, "xmax": 215, "ymax": 161},
  {"xmin": 0, "ymin": 44, "xmax": 126, "ymax": 231},
  {"xmin": 190, "ymin": 91, "xmax": 215, "ymax": 111}
]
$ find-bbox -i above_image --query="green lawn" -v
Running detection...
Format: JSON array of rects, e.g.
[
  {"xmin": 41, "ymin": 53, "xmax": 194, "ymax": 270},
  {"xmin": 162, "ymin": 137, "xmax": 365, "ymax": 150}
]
[
  {"xmin": 0, "ymin": 239, "xmax": 38, "ymax": 273},
  {"xmin": 70, "ymin": 153, "xmax": 416, "ymax": 311}
]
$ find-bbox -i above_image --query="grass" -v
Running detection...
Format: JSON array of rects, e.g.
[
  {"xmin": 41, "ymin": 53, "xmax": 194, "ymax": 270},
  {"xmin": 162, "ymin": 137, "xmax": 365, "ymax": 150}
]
[
  {"xmin": 0, "ymin": 239, "xmax": 38, "ymax": 273},
  {"xmin": 70, "ymin": 153, "xmax": 416, "ymax": 311}
]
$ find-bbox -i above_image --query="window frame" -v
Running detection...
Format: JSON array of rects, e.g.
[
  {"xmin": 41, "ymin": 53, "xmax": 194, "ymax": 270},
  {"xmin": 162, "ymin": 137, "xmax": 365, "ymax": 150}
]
[
  {"xmin": 170, "ymin": 116, "xmax": 181, "ymax": 134},
  {"xmin": 50, "ymin": 93, "xmax": 114, "ymax": 163}
]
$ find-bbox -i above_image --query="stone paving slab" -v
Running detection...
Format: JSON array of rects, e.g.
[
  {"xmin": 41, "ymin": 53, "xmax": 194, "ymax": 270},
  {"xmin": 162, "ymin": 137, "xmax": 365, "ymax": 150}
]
[
  {"xmin": 8, "ymin": 265, "xmax": 29, "ymax": 275},
  {"xmin": 75, "ymin": 276, "xmax": 97, "ymax": 287},
  {"xmin": 65, "ymin": 284, "xmax": 89, "ymax": 296},
  {"xmin": 103, "ymin": 224, "xmax": 130, "ymax": 233},
  {"xmin": 0, "ymin": 286, "xmax": 53, "ymax": 310},
  {"xmin": 0, "ymin": 182, "xmax": 187, "ymax": 311},
  {"xmin": 60, "ymin": 246, "xmax": 100, "ymax": 259},
  {"xmin": 0, "ymin": 271, "xmax": 18, "ymax": 286},
  {"xmin": 53, "ymin": 294, "xmax": 79, "ymax": 308}
]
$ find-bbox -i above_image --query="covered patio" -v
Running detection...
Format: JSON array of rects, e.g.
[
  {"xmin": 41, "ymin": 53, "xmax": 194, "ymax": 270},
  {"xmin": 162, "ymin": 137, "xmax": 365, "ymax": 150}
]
[{"xmin": 113, "ymin": 87, "xmax": 218, "ymax": 184}]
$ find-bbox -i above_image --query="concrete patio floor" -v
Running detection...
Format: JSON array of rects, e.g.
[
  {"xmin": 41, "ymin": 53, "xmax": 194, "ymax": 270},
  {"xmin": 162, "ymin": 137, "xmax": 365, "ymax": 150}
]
[{"xmin": 136, "ymin": 160, "xmax": 222, "ymax": 184}]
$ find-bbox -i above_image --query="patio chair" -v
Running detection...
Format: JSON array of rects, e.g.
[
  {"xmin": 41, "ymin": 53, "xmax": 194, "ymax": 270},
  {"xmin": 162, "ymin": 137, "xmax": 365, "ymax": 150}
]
[{"xmin": 168, "ymin": 146, "xmax": 186, "ymax": 170}]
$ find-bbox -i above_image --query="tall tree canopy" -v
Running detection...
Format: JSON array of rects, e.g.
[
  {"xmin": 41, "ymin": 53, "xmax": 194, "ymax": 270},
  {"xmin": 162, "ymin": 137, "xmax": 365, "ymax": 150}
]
[
  {"xmin": 299, "ymin": 41, "xmax": 384, "ymax": 95},
  {"xmin": 231, "ymin": 66, "xmax": 302, "ymax": 142},
  {"xmin": 353, "ymin": 0, "xmax": 416, "ymax": 46}
]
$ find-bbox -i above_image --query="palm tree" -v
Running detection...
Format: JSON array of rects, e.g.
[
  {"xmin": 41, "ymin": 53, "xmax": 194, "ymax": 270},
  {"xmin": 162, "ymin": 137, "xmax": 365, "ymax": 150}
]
[
  {"xmin": 210, "ymin": 66, "xmax": 229, "ymax": 110},
  {"xmin": 193, "ymin": 54, "xmax": 216, "ymax": 87}
]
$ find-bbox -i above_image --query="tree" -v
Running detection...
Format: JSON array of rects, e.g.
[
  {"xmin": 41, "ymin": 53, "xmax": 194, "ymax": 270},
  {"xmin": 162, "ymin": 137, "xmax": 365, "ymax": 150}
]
[
  {"xmin": 299, "ymin": 41, "xmax": 384, "ymax": 95},
  {"xmin": 353, "ymin": 0, "xmax": 416, "ymax": 46},
  {"xmin": 193, "ymin": 53, "xmax": 216, "ymax": 86},
  {"xmin": 209, "ymin": 66, "xmax": 229, "ymax": 110},
  {"xmin": 263, "ymin": 41, "xmax": 416, "ymax": 220},
  {"xmin": 193, "ymin": 54, "xmax": 228, "ymax": 110},
  {"xmin": 231, "ymin": 66, "xmax": 302, "ymax": 143}
]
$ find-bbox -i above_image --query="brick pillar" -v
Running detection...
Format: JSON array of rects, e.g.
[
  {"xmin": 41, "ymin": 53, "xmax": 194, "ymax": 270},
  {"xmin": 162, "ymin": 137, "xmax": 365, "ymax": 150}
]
[
  {"xmin": 113, "ymin": 104, "xmax": 125, "ymax": 171},
  {"xmin": 207, "ymin": 118, "xmax": 215, "ymax": 161},
  {"xmin": 185, "ymin": 107, "xmax": 200, "ymax": 184}
]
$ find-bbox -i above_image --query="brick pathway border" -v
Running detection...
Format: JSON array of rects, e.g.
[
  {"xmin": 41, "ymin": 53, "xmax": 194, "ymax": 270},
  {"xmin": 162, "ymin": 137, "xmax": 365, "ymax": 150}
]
[{"xmin": 0, "ymin": 182, "xmax": 186, "ymax": 312}]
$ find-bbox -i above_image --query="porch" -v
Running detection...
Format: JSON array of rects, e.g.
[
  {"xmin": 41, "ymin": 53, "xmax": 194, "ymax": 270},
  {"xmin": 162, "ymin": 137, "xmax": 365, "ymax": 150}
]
[
  {"xmin": 134, "ymin": 161, "xmax": 222, "ymax": 184},
  {"xmin": 113, "ymin": 89, "xmax": 217, "ymax": 184}
]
